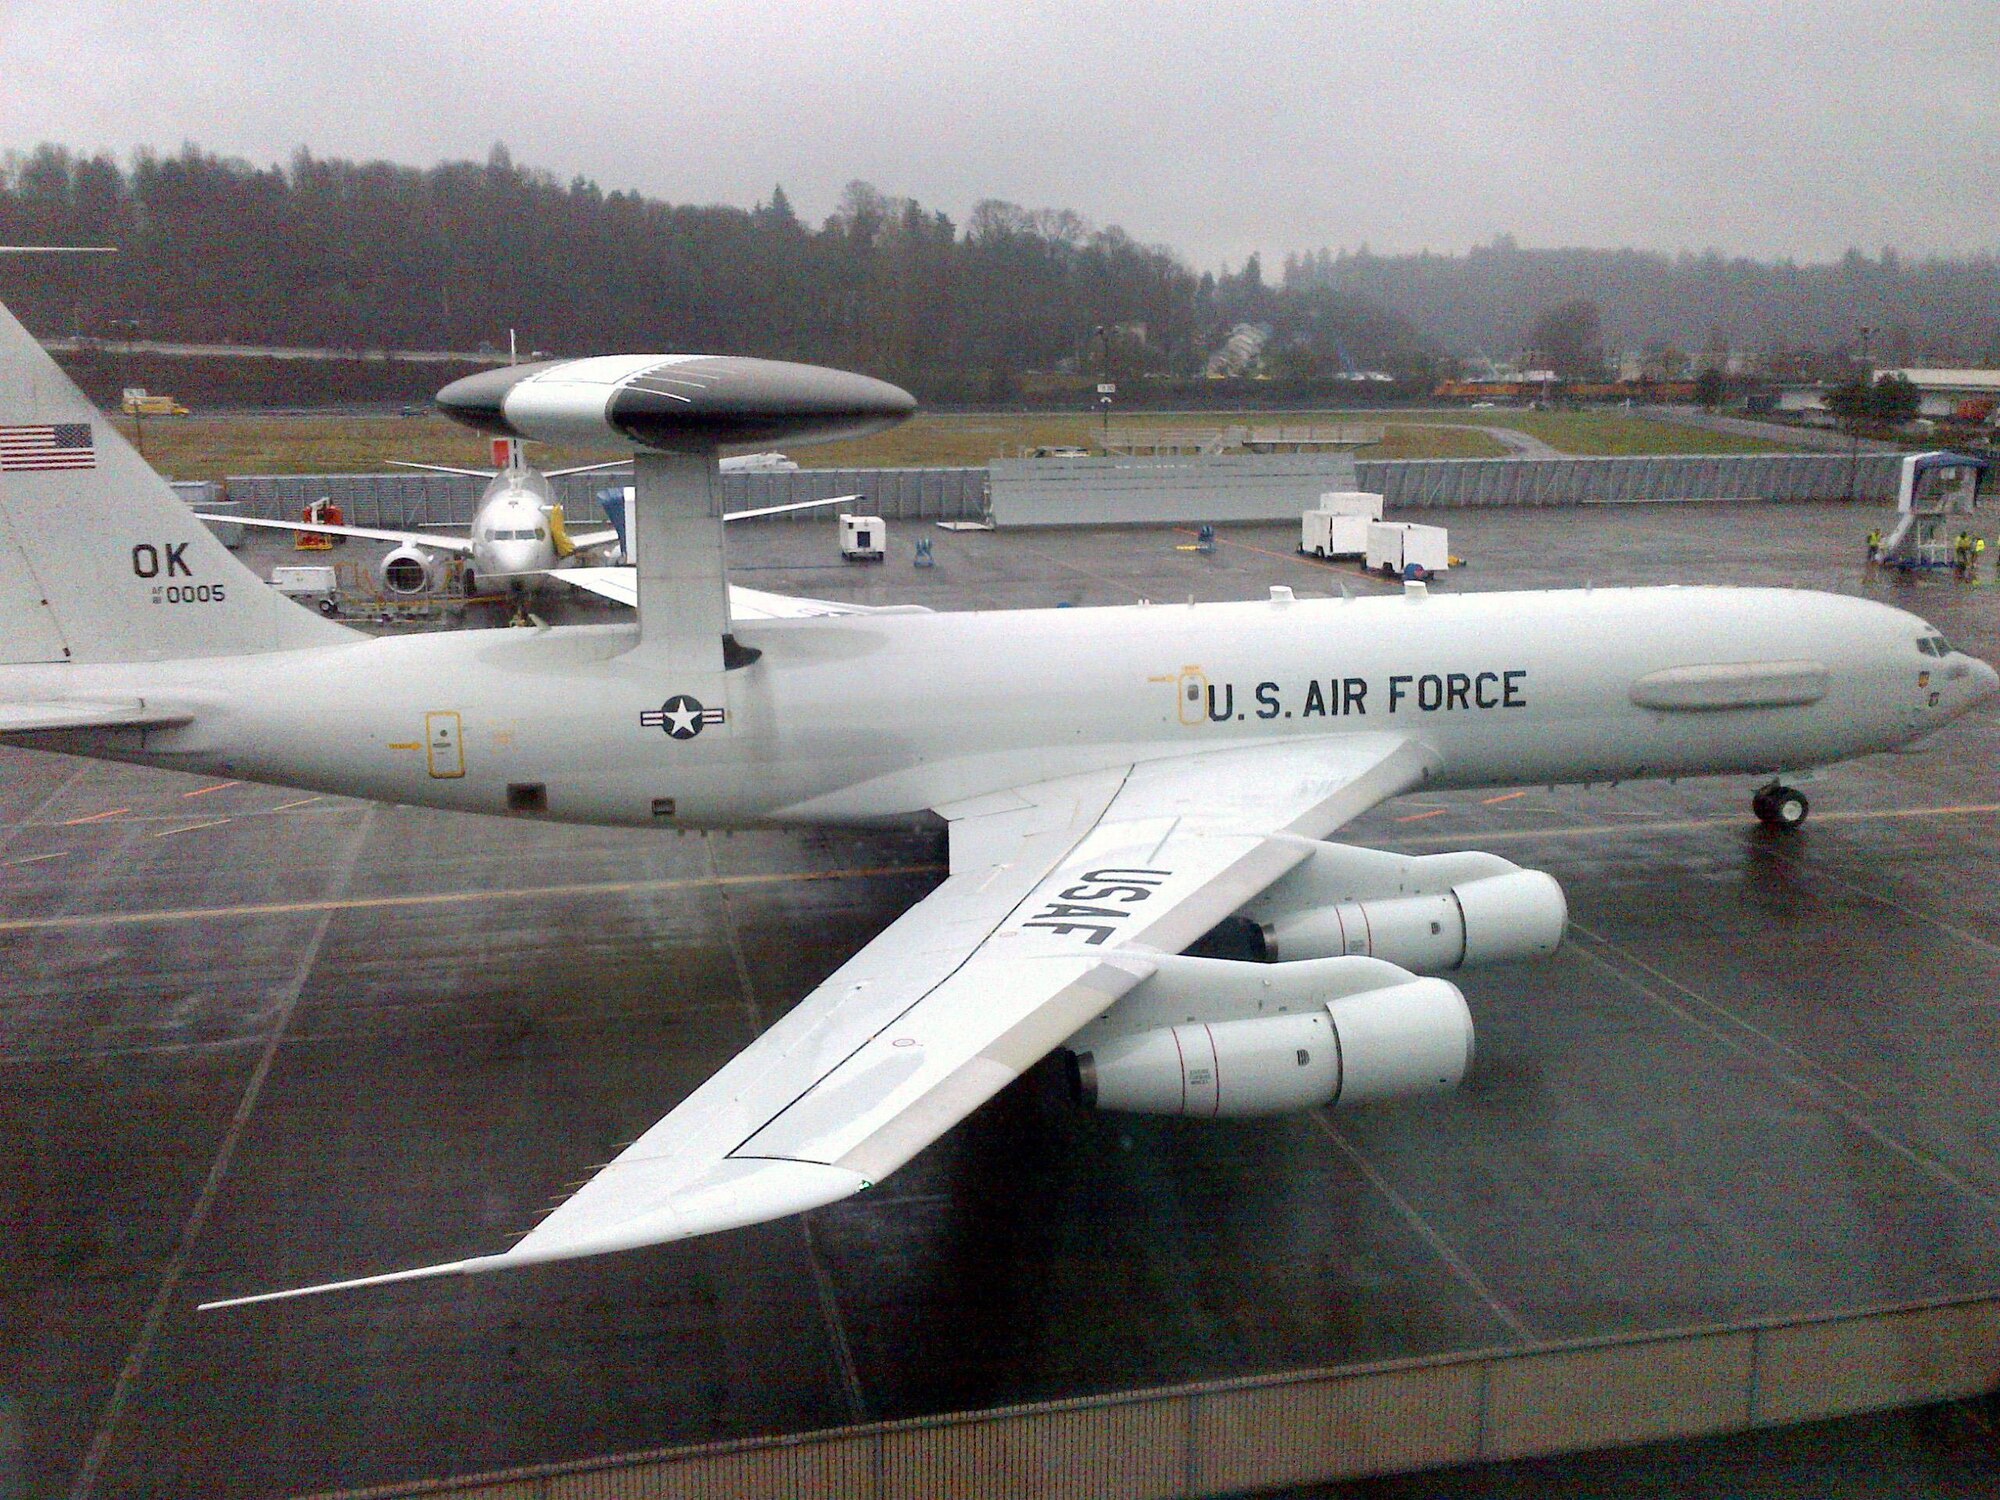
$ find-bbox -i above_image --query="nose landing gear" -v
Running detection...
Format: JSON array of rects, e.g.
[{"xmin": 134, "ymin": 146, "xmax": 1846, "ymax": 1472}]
[{"xmin": 1752, "ymin": 782, "xmax": 1809, "ymax": 828}]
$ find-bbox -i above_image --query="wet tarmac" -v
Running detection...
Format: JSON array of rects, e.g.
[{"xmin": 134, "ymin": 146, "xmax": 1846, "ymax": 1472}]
[{"xmin": 5, "ymin": 501, "xmax": 2000, "ymax": 1497}]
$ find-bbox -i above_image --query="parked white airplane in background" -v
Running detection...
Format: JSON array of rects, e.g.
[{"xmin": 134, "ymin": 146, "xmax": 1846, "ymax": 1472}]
[
  {"xmin": 202, "ymin": 443, "xmax": 867, "ymax": 618},
  {"xmin": 0, "ymin": 305, "xmax": 1989, "ymax": 1310}
]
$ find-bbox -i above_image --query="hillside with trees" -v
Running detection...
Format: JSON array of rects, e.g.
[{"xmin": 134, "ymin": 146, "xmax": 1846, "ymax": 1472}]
[
  {"xmin": 0, "ymin": 144, "xmax": 1430, "ymax": 405},
  {"xmin": 3, "ymin": 144, "xmax": 1997, "ymax": 407}
]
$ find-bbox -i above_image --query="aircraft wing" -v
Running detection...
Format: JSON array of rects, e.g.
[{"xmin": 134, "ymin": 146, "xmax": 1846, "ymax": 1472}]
[
  {"xmin": 200, "ymin": 733, "xmax": 1431, "ymax": 1308},
  {"xmin": 0, "ymin": 699, "xmax": 193, "ymax": 733},
  {"xmin": 544, "ymin": 566, "xmax": 929, "ymax": 618},
  {"xmin": 194, "ymin": 515, "xmax": 477, "ymax": 553}
]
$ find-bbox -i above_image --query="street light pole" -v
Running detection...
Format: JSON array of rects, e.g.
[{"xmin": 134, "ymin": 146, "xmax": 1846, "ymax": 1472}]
[
  {"xmin": 1846, "ymin": 325, "xmax": 1873, "ymax": 502},
  {"xmin": 1095, "ymin": 325, "xmax": 1113, "ymax": 452}
]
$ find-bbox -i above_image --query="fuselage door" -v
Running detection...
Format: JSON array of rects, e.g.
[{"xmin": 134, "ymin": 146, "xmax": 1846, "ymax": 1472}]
[
  {"xmin": 425, "ymin": 711, "xmax": 465, "ymax": 778},
  {"xmin": 1175, "ymin": 666, "xmax": 1210, "ymax": 727}
]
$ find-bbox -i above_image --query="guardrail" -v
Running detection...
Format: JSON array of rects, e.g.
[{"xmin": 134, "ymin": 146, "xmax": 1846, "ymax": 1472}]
[{"xmin": 299, "ymin": 1289, "xmax": 2000, "ymax": 1500}]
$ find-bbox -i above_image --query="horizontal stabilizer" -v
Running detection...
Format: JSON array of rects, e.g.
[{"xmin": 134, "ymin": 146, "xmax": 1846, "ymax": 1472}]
[
  {"xmin": 547, "ymin": 567, "xmax": 929, "ymax": 618},
  {"xmin": 0, "ymin": 699, "xmax": 192, "ymax": 733}
]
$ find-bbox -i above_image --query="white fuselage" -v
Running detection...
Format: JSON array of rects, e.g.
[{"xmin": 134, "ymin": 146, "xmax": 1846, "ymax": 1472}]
[
  {"xmin": 4, "ymin": 585, "xmax": 1986, "ymax": 830},
  {"xmin": 461, "ymin": 471, "xmax": 562, "ymax": 590}
]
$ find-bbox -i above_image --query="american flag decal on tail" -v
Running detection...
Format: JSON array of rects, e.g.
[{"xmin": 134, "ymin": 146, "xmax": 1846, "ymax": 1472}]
[{"xmin": 0, "ymin": 423, "xmax": 95, "ymax": 471}]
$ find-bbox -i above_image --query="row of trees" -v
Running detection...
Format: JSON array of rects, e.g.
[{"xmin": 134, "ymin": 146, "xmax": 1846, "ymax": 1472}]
[
  {"xmin": 1285, "ymin": 239, "xmax": 2000, "ymax": 371},
  {"xmin": 0, "ymin": 145, "xmax": 1432, "ymax": 401},
  {"xmin": 5, "ymin": 145, "xmax": 1995, "ymax": 402}
]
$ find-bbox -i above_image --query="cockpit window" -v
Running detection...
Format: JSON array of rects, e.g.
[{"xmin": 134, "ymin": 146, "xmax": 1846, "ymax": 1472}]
[
  {"xmin": 1918, "ymin": 637, "xmax": 1938, "ymax": 657},
  {"xmin": 1920, "ymin": 633, "xmax": 1954, "ymax": 657}
]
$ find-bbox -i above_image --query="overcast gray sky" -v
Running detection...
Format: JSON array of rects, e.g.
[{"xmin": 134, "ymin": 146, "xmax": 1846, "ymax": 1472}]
[{"xmin": 5, "ymin": 0, "xmax": 1996, "ymax": 269}]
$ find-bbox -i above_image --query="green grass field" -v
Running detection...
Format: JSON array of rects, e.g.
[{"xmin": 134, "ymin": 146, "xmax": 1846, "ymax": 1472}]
[
  {"xmin": 1448, "ymin": 410, "xmax": 1791, "ymax": 456},
  {"xmin": 125, "ymin": 407, "xmax": 1791, "ymax": 481}
]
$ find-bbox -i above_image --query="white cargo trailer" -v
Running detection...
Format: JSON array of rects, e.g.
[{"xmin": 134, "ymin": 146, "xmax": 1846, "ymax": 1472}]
[
  {"xmin": 269, "ymin": 564, "xmax": 341, "ymax": 616},
  {"xmin": 1299, "ymin": 491, "xmax": 1384, "ymax": 558},
  {"xmin": 1300, "ymin": 509, "xmax": 1372, "ymax": 558},
  {"xmin": 839, "ymin": 514, "xmax": 886, "ymax": 561},
  {"xmin": 1318, "ymin": 490, "xmax": 1385, "ymax": 519},
  {"xmin": 1366, "ymin": 521, "xmax": 1450, "ymax": 579}
]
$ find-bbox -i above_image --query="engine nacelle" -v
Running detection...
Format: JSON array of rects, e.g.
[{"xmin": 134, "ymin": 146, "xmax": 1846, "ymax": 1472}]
[
  {"xmin": 377, "ymin": 545, "xmax": 438, "ymax": 596},
  {"xmin": 1261, "ymin": 869, "xmax": 1565, "ymax": 971},
  {"xmin": 1068, "ymin": 977, "xmax": 1472, "ymax": 1118}
]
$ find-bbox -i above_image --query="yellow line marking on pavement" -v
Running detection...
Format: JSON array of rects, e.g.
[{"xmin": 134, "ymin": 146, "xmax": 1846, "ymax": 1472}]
[
  {"xmin": 150, "ymin": 819, "xmax": 233, "ymax": 839},
  {"xmin": 61, "ymin": 807, "xmax": 128, "ymax": 825},
  {"xmin": 1394, "ymin": 808, "xmax": 1451, "ymax": 823},
  {"xmin": 1481, "ymin": 790, "xmax": 1527, "ymax": 805},
  {"xmin": 0, "ymin": 863, "xmax": 946, "ymax": 934},
  {"xmin": 1173, "ymin": 527, "xmax": 1402, "ymax": 589},
  {"xmin": 4, "ymin": 851, "xmax": 67, "ymax": 866},
  {"xmin": 1396, "ymin": 801, "xmax": 2000, "ymax": 845},
  {"xmin": 8, "ymin": 799, "xmax": 347, "ymax": 831},
  {"xmin": 180, "ymin": 780, "xmax": 241, "ymax": 798}
]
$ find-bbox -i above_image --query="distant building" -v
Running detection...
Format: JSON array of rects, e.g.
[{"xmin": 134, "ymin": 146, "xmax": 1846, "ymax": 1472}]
[
  {"xmin": 1874, "ymin": 368, "xmax": 2000, "ymax": 419},
  {"xmin": 1204, "ymin": 323, "xmax": 1272, "ymax": 379}
]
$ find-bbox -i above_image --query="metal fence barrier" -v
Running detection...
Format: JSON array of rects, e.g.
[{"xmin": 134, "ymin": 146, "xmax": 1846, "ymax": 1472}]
[
  {"xmin": 298, "ymin": 1290, "xmax": 2000, "ymax": 1500},
  {"xmin": 221, "ymin": 469, "xmax": 994, "ymax": 527},
  {"xmin": 221, "ymin": 452, "xmax": 1900, "ymax": 533},
  {"xmin": 1355, "ymin": 452, "xmax": 1903, "ymax": 508}
]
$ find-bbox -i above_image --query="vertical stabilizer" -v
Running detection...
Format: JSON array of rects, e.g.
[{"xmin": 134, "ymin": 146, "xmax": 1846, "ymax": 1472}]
[{"xmin": 0, "ymin": 299, "xmax": 353, "ymax": 664}]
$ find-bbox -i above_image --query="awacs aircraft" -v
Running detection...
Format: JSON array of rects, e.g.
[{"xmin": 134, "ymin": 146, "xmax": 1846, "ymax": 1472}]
[
  {"xmin": 201, "ymin": 443, "xmax": 875, "ymax": 619},
  {"xmin": 0, "ymin": 307, "xmax": 1990, "ymax": 1309}
]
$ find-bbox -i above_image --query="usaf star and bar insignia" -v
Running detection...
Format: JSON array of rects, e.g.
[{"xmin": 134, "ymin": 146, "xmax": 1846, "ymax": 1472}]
[{"xmin": 641, "ymin": 694, "xmax": 726, "ymax": 740}]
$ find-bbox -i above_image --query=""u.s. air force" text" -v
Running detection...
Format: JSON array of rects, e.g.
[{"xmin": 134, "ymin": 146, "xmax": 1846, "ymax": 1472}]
[{"xmin": 1196, "ymin": 670, "xmax": 1528, "ymax": 723}]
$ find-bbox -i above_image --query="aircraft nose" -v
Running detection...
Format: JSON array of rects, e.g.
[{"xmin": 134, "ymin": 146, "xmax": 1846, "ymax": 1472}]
[{"xmin": 1969, "ymin": 657, "xmax": 2000, "ymax": 705}]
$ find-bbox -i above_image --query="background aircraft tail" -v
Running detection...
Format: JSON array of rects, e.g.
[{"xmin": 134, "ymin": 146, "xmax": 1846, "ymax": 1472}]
[{"xmin": 0, "ymin": 298, "xmax": 352, "ymax": 664}]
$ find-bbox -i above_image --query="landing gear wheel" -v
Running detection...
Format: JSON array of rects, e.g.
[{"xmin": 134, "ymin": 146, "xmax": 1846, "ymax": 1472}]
[{"xmin": 1752, "ymin": 785, "xmax": 1809, "ymax": 828}]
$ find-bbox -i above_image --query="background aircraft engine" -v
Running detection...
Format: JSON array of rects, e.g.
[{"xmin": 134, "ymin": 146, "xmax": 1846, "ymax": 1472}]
[
  {"xmin": 376, "ymin": 545, "xmax": 437, "ymax": 596},
  {"xmin": 1068, "ymin": 978, "xmax": 1472, "ymax": 1118},
  {"xmin": 1260, "ymin": 869, "xmax": 1565, "ymax": 971}
]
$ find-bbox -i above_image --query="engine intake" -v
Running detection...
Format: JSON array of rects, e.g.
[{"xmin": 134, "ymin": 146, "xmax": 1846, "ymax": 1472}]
[
  {"xmin": 1068, "ymin": 977, "xmax": 1472, "ymax": 1118},
  {"xmin": 377, "ymin": 545, "xmax": 438, "ymax": 596}
]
